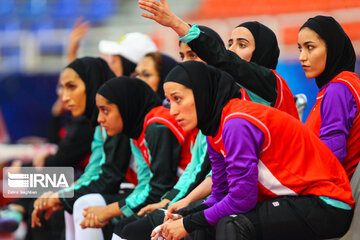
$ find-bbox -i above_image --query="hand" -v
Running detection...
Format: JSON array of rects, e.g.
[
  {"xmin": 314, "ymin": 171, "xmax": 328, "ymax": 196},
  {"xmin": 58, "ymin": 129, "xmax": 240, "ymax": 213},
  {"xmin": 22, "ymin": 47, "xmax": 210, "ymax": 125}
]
[
  {"xmin": 80, "ymin": 206, "xmax": 109, "ymax": 229},
  {"xmin": 164, "ymin": 212, "xmax": 182, "ymax": 223},
  {"xmin": 33, "ymin": 153, "xmax": 51, "ymax": 169},
  {"xmin": 138, "ymin": 0, "xmax": 175, "ymax": 27},
  {"xmin": 51, "ymin": 97, "xmax": 66, "ymax": 116},
  {"xmin": 165, "ymin": 197, "xmax": 190, "ymax": 216},
  {"xmin": 162, "ymin": 218, "xmax": 188, "ymax": 240},
  {"xmin": 67, "ymin": 17, "xmax": 90, "ymax": 63},
  {"xmin": 138, "ymin": 199, "xmax": 170, "ymax": 216},
  {"xmin": 32, "ymin": 192, "xmax": 62, "ymax": 227}
]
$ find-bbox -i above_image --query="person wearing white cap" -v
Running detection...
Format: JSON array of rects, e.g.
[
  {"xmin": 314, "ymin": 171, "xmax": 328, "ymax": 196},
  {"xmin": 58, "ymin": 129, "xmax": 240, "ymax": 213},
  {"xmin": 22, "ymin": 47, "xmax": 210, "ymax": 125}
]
[
  {"xmin": 98, "ymin": 32, "xmax": 158, "ymax": 77},
  {"xmin": 66, "ymin": 18, "xmax": 158, "ymax": 77}
]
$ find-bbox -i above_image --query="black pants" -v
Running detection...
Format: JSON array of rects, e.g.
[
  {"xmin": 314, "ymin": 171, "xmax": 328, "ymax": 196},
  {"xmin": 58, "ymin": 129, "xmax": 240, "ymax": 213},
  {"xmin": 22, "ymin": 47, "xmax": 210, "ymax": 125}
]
[{"xmin": 197, "ymin": 195, "xmax": 353, "ymax": 240}]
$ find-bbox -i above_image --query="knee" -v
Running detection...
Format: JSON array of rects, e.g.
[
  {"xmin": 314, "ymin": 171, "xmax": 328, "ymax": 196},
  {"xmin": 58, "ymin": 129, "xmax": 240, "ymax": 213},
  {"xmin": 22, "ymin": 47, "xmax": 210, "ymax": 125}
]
[{"xmin": 216, "ymin": 215, "xmax": 256, "ymax": 240}]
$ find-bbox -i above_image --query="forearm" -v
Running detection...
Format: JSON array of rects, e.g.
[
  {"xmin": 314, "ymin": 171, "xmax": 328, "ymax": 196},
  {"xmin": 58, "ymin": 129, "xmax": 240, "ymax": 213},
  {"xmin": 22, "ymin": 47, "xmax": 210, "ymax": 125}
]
[{"xmin": 185, "ymin": 176, "xmax": 212, "ymax": 203}]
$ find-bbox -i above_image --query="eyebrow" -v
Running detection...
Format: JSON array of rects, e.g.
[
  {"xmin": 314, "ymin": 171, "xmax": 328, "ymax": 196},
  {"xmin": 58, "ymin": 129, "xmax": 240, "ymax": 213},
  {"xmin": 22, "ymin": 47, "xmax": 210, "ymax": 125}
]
[
  {"xmin": 236, "ymin": 38, "xmax": 249, "ymax": 43},
  {"xmin": 170, "ymin": 92, "xmax": 180, "ymax": 96},
  {"xmin": 302, "ymin": 41, "xmax": 316, "ymax": 45},
  {"xmin": 62, "ymin": 80, "xmax": 76, "ymax": 86}
]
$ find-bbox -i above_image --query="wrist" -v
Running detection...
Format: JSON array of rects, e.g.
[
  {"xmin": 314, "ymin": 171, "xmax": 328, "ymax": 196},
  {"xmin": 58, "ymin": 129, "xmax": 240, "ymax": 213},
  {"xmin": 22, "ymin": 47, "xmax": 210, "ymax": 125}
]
[{"xmin": 172, "ymin": 16, "xmax": 190, "ymax": 37}]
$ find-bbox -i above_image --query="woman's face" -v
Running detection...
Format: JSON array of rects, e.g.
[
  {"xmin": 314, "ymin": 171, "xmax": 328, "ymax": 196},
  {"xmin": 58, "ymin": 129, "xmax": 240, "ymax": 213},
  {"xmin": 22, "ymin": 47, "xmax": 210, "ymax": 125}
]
[
  {"xmin": 179, "ymin": 42, "xmax": 205, "ymax": 63},
  {"xmin": 134, "ymin": 56, "xmax": 160, "ymax": 92},
  {"xmin": 96, "ymin": 94, "xmax": 123, "ymax": 136},
  {"xmin": 228, "ymin": 27, "xmax": 255, "ymax": 62},
  {"xmin": 298, "ymin": 27, "xmax": 327, "ymax": 79},
  {"xmin": 164, "ymin": 82, "xmax": 197, "ymax": 132},
  {"xmin": 59, "ymin": 68, "xmax": 86, "ymax": 117}
]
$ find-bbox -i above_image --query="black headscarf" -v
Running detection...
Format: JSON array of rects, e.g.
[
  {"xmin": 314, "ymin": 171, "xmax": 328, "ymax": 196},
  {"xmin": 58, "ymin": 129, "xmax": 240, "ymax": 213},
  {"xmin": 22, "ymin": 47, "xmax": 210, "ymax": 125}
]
[
  {"xmin": 157, "ymin": 54, "xmax": 178, "ymax": 99},
  {"xmin": 120, "ymin": 56, "xmax": 137, "ymax": 77},
  {"xmin": 165, "ymin": 61, "xmax": 242, "ymax": 136},
  {"xmin": 66, "ymin": 57, "xmax": 115, "ymax": 126},
  {"xmin": 97, "ymin": 77, "xmax": 162, "ymax": 139},
  {"xmin": 179, "ymin": 25, "xmax": 224, "ymax": 47},
  {"xmin": 237, "ymin": 21, "xmax": 280, "ymax": 69},
  {"xmin": 300, "ymin": 15, "xmax": 356, "ymax": 88}
]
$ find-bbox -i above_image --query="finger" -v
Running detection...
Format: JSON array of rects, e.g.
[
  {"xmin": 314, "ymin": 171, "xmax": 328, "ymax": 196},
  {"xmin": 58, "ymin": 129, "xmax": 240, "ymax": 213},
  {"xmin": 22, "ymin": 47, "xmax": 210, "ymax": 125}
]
[
  {"xmin": 141, "ymin": 13, "xmax": 158, "ymax": 21},
  {"xmin": 139, "ymin": 4, "xmax": 158, "ymax": 15},
  {"xmin": 73, "ymin": 17, "xmax": 84, "ymax": 28},
  {"xmin": 138, "ymin": 208, "xmax": 146, "ymax": 216}
]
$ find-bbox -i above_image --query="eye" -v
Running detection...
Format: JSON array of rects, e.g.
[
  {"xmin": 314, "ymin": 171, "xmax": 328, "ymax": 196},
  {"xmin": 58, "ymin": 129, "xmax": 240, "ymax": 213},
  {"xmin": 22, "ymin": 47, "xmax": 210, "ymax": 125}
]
[
  {"xmin": 68, "ymin": 84, "xmax": 76, "ymax": 90},
  {"xmin": 174, "ymin": 96, "xmax": 181, "ymax": 102},
  {"xmin": 189, "ymin": 53, "xmax": 197, "ymax": 59},
  {"xmin": 143, "ymin": 72, "xmax": 151, "ymax": 78},
  {"xmin": 298, "ymin": 46, "xmax": 302, "ymax": 52},
  {"xmin": 239, "ymin": 43, "xmax": 247, "ymax": 48},
  {"xmin": 307, "ymin": 45, "xmax": 314, "ymax": 50},
  {"xmin": 179, "ymin": 54, "xmax": 184, "ymax": 60}
]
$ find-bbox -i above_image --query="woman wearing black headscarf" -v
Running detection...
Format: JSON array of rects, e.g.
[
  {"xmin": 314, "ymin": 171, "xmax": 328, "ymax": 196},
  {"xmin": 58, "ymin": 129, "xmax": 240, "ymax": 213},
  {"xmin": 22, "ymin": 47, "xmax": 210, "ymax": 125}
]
[
  {"xmin": 298, "ymin": 15, "xmax": 360, "ymax": 180},
  {"xmin": 154, "ymin": 61, "xmax": 353, "ymax": 240},
  {"xmin": 133, "ymin": 52, "xmax": 177, "ymax": 99},
  {"xmin": 31, "ymin": 57, "xmax": 133, "ymax": 240},
  {"xmin": 138, "ymin": 0, "xmax": 299, "ymax": 119},
  {"xmin": 77, "ymin": 77, "xmax": 195, "ymax": 235}
]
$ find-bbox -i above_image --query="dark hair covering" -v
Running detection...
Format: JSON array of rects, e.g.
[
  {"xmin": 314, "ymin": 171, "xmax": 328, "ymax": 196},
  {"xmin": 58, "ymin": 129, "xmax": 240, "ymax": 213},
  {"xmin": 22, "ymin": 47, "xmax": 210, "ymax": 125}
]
[
  {"xmin": 120, "ymin": 56, "xmax": 137, "ymax": 76},
  {"xmin": 164, "ymin": 61, "xmax": 242, "ymax": 136},
  {"xmin": 300, "ymin": 15, "xmax": 356, "ymax": 89},
  {"xmin": 157, "ymin": 54, "xmax": 178, "ymax": 99},
  {"xmin": 236, "ymin": 21, "xmax": 280, "ymax": 69},
  {"xmin": 97, "ymin": 77, "xmax": 162, "ymax": 139},
  {"xmin": 179, "ymin": 25, "xmax": 224, "ymax": 47},
  {"xmin": 66, "ymin": 57, "xmax": 115, "ymax": 126}
]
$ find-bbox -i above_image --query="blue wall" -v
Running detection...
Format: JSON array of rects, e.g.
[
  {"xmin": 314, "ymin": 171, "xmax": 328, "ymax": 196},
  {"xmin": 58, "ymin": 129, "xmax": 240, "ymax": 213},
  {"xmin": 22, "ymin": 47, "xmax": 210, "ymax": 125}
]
[{"xmin": 0, "ymin": 73, "xmax": 58, "ymax": 142}]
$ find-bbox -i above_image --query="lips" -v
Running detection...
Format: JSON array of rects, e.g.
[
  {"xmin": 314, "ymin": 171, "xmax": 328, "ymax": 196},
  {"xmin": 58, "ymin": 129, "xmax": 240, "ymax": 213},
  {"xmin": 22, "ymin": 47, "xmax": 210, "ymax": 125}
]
[{"xmin": 302, "ymin": 65, "xmax": 310, "ymax": 70}]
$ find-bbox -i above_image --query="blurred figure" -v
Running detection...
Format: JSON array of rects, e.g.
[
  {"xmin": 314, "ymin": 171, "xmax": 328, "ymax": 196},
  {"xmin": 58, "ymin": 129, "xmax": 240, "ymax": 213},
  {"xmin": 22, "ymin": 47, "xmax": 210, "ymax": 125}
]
[{"xmin": 133, "ymin": 52, "xmax": 177, "ymax": 99}]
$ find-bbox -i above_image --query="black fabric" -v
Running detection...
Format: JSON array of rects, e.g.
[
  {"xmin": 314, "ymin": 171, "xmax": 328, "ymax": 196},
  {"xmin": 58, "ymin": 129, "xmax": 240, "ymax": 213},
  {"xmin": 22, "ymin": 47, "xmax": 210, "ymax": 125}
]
[
  {"xmin": 165, "ymin": 61, "xmax": 241, "ymax": 136},
  {"xmin": 183, "ymin": 210, "xmax": 211, "ymax": 233},
  {"xmin": 117, "ymin": 122, "xmax": 181, "ymax": 212},
  {"xmin": 66, "ymin": 57, "xmax": 115, "ymax": 126},
  {"xmin": 120, "ymin": 56, "xmax": 137, "ymax": 77},
  {"xmin": 157, "ymin": 54, "xmax": 178, "ymax": 99},
  {"xmin": 175, "ymin": 202, "xmax": 209, "ymax": 217},
  {"xmin": 59, "ymin": 132, "xmax": 131, "ymax": 213},
  {"xmin": 237, "ymin": 21, "xmax": 280, "ymax": 70},
  {"xmin": 240, "ymin": 195, "xmax": 352, "ymax": 240},
  {"xmin": 216, "ymin": 215, "xmax": 256, "ymax": 240},
  {"xmin": 97, "ymin": 77, "xmax": 162, "ymax": 139},
  {"xmin": 187, "ymin": 29, "xmax": 277, "ymax": 104},
  {"xmin": 198, "ymin": 25, "xmax": 224, "ymax": 46},
  {"xmin": 116, "ymin": 216, "xmax": 153, "ymax": 240},
  {"xmin": 44, "ymin": 116, "xmax": 93, "ymax": 167},
  {"xmin": 300, "ymin": 15, "xmax": 356, "ymax": 89}
]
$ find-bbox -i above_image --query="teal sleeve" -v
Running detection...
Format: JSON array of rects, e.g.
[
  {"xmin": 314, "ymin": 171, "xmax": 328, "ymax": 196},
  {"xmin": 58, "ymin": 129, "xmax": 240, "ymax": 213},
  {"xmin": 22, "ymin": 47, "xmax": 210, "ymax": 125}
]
[
  {"xmin": 58, "ymin": 126, "xmax": 106, "ymax": 204},
  {"xmin": 179, "ymin": 24, "xmax": 201, "ymax": 44},
  {"xmin": 119, "ymin": 123, "xmax": 180, "ymax": 217},
  {"xmin": 167, "ymin": 132, "xmax": 208, "ymax": 203}
]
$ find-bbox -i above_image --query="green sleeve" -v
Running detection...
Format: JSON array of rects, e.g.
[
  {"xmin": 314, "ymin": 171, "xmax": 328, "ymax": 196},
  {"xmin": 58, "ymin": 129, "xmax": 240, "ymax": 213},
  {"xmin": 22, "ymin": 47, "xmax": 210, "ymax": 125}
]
[
  {"xmin": 162, "ymin": 132, "xmax": 210, "ymax": 204},
  {"xmin": 118, "ymin": 123, "xmax": 181, "ymax": 217}
]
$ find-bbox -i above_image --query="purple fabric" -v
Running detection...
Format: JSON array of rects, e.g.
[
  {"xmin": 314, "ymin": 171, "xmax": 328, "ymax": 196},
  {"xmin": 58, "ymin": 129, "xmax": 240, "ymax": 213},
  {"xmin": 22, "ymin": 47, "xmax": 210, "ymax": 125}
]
[
  {"xmin": 203, "ymin": 118, "xmax": 264, "ymax": 225},
  {"xmin": 320, "ymin": 82, "xmax": 357, "ymax": 163}
]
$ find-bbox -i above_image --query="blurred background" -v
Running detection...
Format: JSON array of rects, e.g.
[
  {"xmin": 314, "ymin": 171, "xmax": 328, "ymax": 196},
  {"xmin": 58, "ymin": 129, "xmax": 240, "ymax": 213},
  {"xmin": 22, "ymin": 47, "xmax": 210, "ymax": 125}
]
[{"xmin": 1, "ymin": 0, "xmax": 360, "ymax": 142}]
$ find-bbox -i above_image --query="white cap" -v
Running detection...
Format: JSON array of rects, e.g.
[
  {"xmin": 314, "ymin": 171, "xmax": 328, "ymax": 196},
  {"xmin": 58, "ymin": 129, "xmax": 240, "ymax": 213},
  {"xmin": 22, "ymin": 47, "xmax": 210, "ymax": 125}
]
[{"xmin": 98, "ymin": 32, "xmax": 158, "ymax": 64}]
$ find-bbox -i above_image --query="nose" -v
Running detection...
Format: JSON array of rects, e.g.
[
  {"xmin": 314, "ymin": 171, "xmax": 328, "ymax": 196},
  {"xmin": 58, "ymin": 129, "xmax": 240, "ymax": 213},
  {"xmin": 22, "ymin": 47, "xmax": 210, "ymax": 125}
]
[
  {"xmin": 169, "ymin": 104, "xmax": 179, "ymax": 116},
  {"xmin": 97, "ymin": 112, "xmax": 104, "ymax": 124},
  {"xmin": 62, "ymin": 90, "xmax": 70, "ymax": 103},
  {"xmin": 299, "ymin": 49, "xmax": 307, "ymax": 62}
]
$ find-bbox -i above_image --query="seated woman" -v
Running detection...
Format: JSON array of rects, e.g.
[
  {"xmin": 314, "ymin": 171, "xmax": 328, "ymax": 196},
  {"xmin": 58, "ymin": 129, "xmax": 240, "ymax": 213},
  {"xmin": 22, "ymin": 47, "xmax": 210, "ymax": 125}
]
[
  {"xmin": 298, "ymin": 15, "xmax": 360, "ymax": 180},
  {"xmin": 31, "ymin": 57, "xmax": 132, "ymax": 240},
  {"xmin": 155, "ymin": 61, "xmax": 353, "ymax": 240},
  {"xmin": 68, "ymin": 77, "xmax": 194, "ymax": 239}
]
